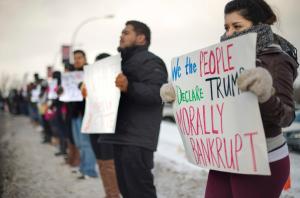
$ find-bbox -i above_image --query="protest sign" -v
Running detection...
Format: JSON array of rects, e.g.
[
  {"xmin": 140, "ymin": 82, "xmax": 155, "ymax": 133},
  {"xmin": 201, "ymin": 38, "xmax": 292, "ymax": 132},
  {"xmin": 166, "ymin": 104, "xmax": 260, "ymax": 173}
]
[
  {"xmin": 59, "ymin": 71, "xmax": 84, "ymax": 102},
  {"xmin": 82, "ymin": 54, "xmax": 121, "ymax": 134},
  {"xmin": 171, "ymin": 33, "xmax": 270, "ymax": 175},
  {"xmin": 30, "ymin": 85, "xmax": 41, "ymax": 103},
  {"xmin": 47, "ymin": 79, "xmax": 58, "ymax": 100}
]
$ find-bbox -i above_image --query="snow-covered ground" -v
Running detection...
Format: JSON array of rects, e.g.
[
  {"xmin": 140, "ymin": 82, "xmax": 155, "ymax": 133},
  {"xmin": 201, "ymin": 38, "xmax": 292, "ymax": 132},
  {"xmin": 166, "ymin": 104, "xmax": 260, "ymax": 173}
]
[
  {"xmin": 155, "ymin": 121, "xmax": 208, "ymax": 197},
  {"xmin": 0, "ymin": 113, "xmax": 299, "ymax": 197},
  {"xmin": 0, "ymin": 113, "xmax": 104, "ymax": 198}
]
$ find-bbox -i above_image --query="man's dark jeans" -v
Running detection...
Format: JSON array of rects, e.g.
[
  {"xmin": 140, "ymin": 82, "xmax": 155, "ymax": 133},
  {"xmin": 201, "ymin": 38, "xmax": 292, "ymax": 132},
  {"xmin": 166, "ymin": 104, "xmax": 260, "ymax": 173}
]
[{"xmin": 114, "ymin": 144, "xmax": 157, "ymax": 198}]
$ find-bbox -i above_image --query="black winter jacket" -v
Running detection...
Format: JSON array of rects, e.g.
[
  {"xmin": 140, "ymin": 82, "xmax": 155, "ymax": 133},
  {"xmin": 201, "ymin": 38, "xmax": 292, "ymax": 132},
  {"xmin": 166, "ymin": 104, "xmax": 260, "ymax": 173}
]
[{"xmin": 99, "ymin": 46, "xmax": 168, "ymax": 151}]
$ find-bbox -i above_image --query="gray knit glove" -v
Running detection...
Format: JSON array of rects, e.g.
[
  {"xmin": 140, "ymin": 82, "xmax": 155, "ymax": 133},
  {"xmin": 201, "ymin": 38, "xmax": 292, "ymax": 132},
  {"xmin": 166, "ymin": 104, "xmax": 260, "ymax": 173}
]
[
  {"xmin": 160, "ymin": 82, "xmax": 176, "ymax": 103},
  {"xmin": 237, "ymin": 67, "xmax": 274, "ymax": 103}
]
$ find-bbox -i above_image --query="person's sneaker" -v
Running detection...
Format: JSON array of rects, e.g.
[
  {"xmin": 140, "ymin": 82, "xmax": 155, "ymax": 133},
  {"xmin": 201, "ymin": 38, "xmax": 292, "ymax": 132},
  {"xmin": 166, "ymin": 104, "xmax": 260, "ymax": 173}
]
[
  {"xmin": 71, "ymin": 167, "xmax": 79, "ymax": 174},
  {"xmin": 77, "ymin": 174, "xmax": 97, "ymax": 180},
  {"xmin": 77, "ymin": 174, "xmax": 86, "ymax": 180}
]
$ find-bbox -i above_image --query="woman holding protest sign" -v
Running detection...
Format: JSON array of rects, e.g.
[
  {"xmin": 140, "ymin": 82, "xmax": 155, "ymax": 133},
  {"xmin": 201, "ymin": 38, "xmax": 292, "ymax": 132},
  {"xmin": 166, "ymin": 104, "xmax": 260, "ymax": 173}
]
[{"xmin": 160, "ymin": 0, "xmax": 298, "ymax": 197}]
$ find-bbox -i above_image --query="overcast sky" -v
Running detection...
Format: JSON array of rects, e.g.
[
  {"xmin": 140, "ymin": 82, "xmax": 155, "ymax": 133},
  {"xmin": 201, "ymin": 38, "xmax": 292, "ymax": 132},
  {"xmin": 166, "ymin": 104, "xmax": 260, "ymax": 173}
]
[{"xmin": 0, "ymin": 0, "xmax": 299, "ymax": 83}]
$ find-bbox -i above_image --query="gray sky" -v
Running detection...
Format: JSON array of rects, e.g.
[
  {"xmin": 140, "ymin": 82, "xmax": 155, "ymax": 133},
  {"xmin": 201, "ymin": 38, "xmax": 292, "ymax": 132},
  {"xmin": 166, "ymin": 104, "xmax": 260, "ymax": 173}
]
[{"xmin": 0, "ymin": 0, "xmax": 299, "ymax": 83}]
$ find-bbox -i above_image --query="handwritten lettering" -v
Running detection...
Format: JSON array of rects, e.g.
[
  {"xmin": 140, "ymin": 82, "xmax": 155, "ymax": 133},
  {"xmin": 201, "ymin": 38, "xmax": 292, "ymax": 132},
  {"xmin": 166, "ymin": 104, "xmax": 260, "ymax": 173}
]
[
  {"xmin": 185, "ymin": 56, "xmax": 197, "ymax": 75},
  {"xmin": 175, "ymin": 103, "xmax": 224, "ymax": 136},
  {"xmin": 172, "ymin": 58, "xmax": 182, "ymax": 81},
  {"xmin": 205, "ymin": 68, "xmax": 244, "ymax": 101},
  {"xmin": 199, "ymin": 44, "xmax": 235, "ymax": 77},
  {"xmin": 176, "ymin": 85, "xmax": 205, "ymax": 105},
  {"xmin": 171, "ymin": 34, "xmax": 267, "ymax": 174},
  {"xmin": 190, "ymin": 132, "xmax": 257, "ymax": 172}
]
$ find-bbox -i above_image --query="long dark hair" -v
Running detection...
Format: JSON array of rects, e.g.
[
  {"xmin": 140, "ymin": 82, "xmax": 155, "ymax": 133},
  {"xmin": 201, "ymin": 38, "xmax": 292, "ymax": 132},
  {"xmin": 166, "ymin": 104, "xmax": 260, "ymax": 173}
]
[{"xmin": 224, "ymin": 0, "xmax": 277, "ymax": 25}]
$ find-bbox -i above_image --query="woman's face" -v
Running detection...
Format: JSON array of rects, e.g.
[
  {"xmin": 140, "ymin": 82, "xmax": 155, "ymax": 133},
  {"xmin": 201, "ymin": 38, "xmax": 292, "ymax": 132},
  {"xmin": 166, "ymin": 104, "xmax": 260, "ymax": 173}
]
[{"xmin": 224, "ymin": 11, "xmax": 253, "ymax": 37}]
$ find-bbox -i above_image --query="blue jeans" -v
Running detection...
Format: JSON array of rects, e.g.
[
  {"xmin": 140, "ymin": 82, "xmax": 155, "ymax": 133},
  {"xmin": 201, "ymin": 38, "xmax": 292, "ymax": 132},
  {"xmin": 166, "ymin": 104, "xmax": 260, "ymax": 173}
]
[{"xmin": 71, "ymin": 116, "xmax": 97, "ymax": 177}]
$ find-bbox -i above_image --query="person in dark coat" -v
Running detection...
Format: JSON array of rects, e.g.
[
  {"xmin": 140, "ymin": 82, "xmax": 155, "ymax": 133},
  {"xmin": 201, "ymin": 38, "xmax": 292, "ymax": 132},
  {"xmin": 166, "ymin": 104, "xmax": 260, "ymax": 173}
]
[{"xmin": 99, "ymin": 20, "xmax": 168, "ymax": 198}]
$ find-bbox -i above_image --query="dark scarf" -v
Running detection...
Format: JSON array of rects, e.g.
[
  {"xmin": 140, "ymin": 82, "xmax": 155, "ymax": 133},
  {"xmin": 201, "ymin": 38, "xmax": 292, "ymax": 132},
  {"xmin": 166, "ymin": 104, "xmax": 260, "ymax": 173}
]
[
  {"xmin": 118, "ymin": 45, "xmax": 148, "ymax": 64},
  {"xmin": 220, "ymin": 24, "xmax": 298, "ymax": 63}
]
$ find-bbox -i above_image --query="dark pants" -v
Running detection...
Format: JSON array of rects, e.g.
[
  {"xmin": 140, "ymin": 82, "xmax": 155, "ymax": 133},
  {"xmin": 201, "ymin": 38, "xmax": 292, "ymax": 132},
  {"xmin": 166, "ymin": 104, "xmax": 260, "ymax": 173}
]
[
  {"xmin": 64, "ymin": 115, "xmax": 75, "ymax": 145},
  {"xmin": 205, "ymin": 156, "xmax": 290, "ymax": 198},
  {"xmin": 49, "ymin": 112, "xmax": 67, "ymax": 153},
  {"xmin": 114, "ymin": 145, "xmax": 156, "ymax": 198},
  {"xmin": 42, "ymin": 116, "xmax": 52, "ymax": 142},
  {"xmin": 90, "ymin": 134, "xmax": 114, "ymax": 160}
]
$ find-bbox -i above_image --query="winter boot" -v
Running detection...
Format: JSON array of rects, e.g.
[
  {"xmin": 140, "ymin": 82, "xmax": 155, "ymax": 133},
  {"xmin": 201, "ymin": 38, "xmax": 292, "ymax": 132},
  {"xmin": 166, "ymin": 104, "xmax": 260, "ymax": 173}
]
[
  {"xmin": 98, "ymin": 160, "xmax": 120, "ymax": 198},
  {"xmin": 68, "ymin": 143, "xmax": 80, "ymax": 167}
]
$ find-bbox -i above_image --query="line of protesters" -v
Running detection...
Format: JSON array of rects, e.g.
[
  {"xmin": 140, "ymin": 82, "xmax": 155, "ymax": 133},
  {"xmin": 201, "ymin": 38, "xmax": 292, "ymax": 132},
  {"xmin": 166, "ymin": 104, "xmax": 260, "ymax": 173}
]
[
  {"xmin": 2, "ymin": 20, "xmax": 168, "ymax": 198},
  {"xmin": 2, "ymin": 0, "xmax": 299, "ymax": 197},
  {"xmin": 5, "ymin": 21, "xmax": 168, "ymax": 197},
  {"xmin": 3, "ymin": 20, "xmax": 167, "ymax": 198}
]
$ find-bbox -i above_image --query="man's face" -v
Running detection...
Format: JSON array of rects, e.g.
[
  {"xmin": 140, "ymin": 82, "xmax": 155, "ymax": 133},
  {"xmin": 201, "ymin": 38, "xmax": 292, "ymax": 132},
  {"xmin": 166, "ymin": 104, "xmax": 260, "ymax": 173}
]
[
  {"xmin": 47, "ymin": 67, "xmax": 53, "ymax": 78},
  {"xmin": 119, "ymin": 25, "xmax": 139, "ymax": 49},
  {"xmin": 74, "ymin": 53, "xmax": 86, "ymax": 69}
]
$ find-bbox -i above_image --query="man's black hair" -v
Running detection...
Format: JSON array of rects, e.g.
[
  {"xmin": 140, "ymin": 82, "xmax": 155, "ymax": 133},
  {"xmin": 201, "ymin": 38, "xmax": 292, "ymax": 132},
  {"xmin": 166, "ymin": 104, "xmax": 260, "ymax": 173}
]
[
  {"xmin": 95, "ymin": 53, "xmax": 111, "ymax": 61},
  {"xmin": 126, "ymin": 20, "xmax": 151, "ymax": 47},
  {"xmin": 73, "ymin": 50, "xmax": 86, "ymax": 58}
]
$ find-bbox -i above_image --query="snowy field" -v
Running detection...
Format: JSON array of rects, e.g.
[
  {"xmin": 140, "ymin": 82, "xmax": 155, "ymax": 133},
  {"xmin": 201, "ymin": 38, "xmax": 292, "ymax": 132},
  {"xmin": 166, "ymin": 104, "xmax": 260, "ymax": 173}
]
[{"xmin": 0, "ymin": 113, "xmax": 299, "ymax": 198}]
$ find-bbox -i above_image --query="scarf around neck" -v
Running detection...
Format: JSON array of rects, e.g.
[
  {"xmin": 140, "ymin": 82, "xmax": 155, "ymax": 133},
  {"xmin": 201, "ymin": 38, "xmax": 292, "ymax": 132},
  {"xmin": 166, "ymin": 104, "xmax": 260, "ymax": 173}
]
[{"xmin": 220, "ymin": 24, "xmax": 298, "ymax": 63}]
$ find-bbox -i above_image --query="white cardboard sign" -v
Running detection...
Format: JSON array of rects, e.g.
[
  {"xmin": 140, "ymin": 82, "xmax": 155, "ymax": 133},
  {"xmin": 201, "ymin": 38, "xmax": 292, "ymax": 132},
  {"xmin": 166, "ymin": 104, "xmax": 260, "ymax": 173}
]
[
  {"xmin": 47, "ymin": 79, "xmax": 58, "ymax": 100},
  {"xmin": 82, "ymin": 54, "xmax": 121, "ymax": 134},
  {"xmin": 30, "ymin": 85, "xmax": 41, "ymax": 103},
  {"xmin": 59, "ymin": 71, "xmax": 84, "ymax": 102},
  {"xmin": 171, "ymin": 33, "xmax": 270, "ymax": 175}
]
